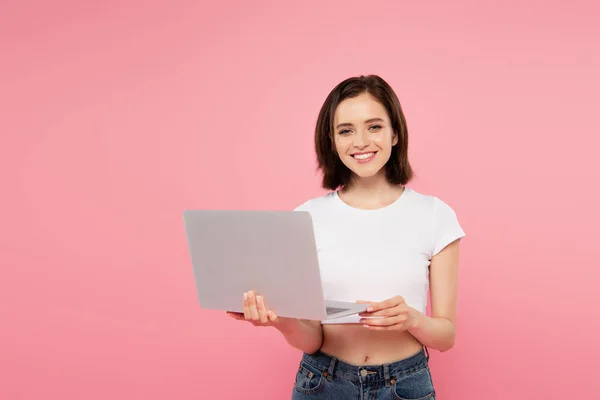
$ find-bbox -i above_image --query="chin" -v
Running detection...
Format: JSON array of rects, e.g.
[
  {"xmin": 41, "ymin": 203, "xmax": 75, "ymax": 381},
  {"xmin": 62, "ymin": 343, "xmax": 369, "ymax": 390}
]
[
  {"xmin": 347, "ymin": 166, "xmax": 385, "ymax": 180},
  {"xmin": 353, "ymin": 170, "xmax": 379, "ymax": 179}
]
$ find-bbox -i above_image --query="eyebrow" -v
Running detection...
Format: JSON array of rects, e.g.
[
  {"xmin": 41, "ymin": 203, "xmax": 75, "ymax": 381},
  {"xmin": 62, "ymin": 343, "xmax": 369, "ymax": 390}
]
[{"xmin": 335, "ymin": 118, "xmax": 385, "ymax": 129}]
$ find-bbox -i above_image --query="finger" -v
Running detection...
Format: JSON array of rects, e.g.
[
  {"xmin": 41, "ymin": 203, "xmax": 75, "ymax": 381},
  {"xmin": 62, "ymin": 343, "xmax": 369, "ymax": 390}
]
[
  {"xmin": 366, "ymin": 296, "xmax": 404, "ymax": 312},
  {"xmin": 248, "ymin": 291, "xmax": 260, "ymax": 320},
  {"xmin": 361, "ymin": 314, "xmax": 407, "ymax": 327},
  {"xmin": 365, "ymin": 324, "xmax": 401, "ymax": 331},
  {"xmin": 356, "ymin": 300, "xmax": 375, "ymax": 315},
  {"xmin": 268, "ymin": 310, "xmax": 279, "ymax": 323},
  {"xmin": 256, "ymin": 296, "xmax": 269, "ymax": 323},
  {"xmin": 243, "ymin": 292, "xmax": 250, "ymax": 319},
  {"xmin": 360, "ymin": 305, "xmax": 406, "ymax": 318}
]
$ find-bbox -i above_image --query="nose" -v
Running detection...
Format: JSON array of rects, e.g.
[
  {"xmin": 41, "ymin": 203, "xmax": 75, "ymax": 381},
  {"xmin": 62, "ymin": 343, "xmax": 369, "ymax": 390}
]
[{"xmin": 353, "ymin": 129, "xmax": 370, "ymax": 149}]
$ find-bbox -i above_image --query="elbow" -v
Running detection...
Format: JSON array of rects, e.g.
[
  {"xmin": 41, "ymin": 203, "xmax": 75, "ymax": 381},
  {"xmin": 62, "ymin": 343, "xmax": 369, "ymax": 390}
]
[
  {"xmin": 305, "ymin": 334, "xmax": 324, "ymax": 355},
  {"xmin": 295, "ymin": 338, "xmax": 323, "ymax": 355},
  {"xmin": 303, "ymin": 344, "xmax": 322, "ymax": 355},
  {"xmin": 288, "ymin": 329, "xmax": 323, "ymax": 355},
  {"xmin": 439, "ymin": 332, "xmax": 456, "ymax": 352},
  {"xmin": 433, "ymin": 323, "xmax": 456, "ymax": 352},
  {"xmin": 439, "ymin": 341, "xmax": 455, "ymax": 352}
]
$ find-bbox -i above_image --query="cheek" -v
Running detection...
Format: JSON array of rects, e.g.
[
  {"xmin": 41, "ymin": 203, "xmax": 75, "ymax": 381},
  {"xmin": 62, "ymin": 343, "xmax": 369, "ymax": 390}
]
[
  {"xmin": 385, "ymin": 131, "xmax": 397, "ymax": 147},
  {"xmin": 334, "ymin": 137, "xmax": 350, "ymax": 154},
  {"xmin": 372, "ymin": 133, "xmax": 393, "ymax": 149}
]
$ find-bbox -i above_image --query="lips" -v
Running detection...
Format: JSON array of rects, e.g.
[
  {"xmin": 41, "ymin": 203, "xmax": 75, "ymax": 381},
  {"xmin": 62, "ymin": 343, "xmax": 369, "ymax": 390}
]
[{"xmin": 351, "ymin": 151, "xmax": 376, "ymax": 160}]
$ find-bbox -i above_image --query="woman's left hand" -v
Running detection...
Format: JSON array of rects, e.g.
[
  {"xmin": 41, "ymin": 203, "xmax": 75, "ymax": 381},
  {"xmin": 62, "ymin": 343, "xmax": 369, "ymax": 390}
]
[{"xmin": 357, "ymin": 295, "xmax": 422, "ymax": 331}]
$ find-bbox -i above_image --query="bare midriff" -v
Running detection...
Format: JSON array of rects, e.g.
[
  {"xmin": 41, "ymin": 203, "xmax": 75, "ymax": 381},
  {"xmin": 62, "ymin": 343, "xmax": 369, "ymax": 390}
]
[{"xmin": 320, "ymin": 324, "xmax": 423, "ymax": 365}]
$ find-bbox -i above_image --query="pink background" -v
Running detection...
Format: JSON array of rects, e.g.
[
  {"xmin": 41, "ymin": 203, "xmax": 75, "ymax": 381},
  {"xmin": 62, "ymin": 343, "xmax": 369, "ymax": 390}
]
[{"xmin": 2, "ymin": 0, "xmax": 599, "ymax": 398}]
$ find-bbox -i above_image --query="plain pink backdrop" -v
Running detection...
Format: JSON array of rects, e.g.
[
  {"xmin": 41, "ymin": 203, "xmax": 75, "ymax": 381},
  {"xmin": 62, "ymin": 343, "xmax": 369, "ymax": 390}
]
[{"xmin": 2, "ymin": 0, "xmax": 599, "ymax": 398}]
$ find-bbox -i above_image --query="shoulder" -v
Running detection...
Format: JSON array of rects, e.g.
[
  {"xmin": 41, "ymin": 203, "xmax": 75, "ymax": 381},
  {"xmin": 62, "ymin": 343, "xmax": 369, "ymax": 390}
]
[
  {"xmin": 293, "ymin": 191, "xmax": 337, "ymax": 213},
  {"xmin": 404, "ymin": 187, "xmax": 458, "ymax": 216},
  {"xmin": 406, "ymin": 187, "xmax": 466, "ymax": 254}
]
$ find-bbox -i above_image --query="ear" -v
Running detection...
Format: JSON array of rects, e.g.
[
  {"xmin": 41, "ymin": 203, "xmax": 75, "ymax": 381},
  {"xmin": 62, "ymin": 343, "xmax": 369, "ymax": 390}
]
[{"xmin": 392, "ymin": 131, "xmax": 399, "ymax": 146}]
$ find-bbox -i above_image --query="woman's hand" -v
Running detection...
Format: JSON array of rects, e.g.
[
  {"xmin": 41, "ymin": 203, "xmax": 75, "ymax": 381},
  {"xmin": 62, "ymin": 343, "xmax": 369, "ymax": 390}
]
[
  {"xmin": 357, "ymin": 295, "xmax": 422, "ymax": 331},
  {"xmin": 226, "ymin": 291, "xmax": 281, "ymax": 327},
  {"xmin": 227, "ymin": 291, "xmax": 324, "ymax": 354}
]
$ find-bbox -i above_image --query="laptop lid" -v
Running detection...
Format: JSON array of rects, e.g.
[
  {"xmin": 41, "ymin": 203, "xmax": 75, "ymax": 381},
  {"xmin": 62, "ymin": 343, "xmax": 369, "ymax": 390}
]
[{"xmin": 182, "ymin": 209, "xmax": 329, "ymax": 320}]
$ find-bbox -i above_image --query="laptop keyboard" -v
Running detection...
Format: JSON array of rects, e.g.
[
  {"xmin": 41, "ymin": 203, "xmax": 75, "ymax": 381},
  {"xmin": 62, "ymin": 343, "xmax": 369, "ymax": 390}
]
[{"xmin": 326, "ymin": 306, "xmax": 350, "ymax": 315}]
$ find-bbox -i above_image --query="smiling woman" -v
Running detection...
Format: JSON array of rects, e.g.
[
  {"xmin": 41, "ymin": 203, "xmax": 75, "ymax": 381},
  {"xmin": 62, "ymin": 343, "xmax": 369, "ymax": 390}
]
[
  {"xmin": 228, "ymin": 75, "xmax": 466, "ymax": 399},
  {"xmin": 315, "ymin": 75, "xmax": 412, "ymax": 194},
  {"xmin": 336, "ymin": 111, "xmax": 394, "ymax": 167}
]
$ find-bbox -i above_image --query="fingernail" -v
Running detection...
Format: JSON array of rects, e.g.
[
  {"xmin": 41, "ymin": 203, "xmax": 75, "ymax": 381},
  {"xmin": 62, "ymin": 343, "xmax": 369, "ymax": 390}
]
[
  {"xmin": 367, "ymin": 307, "xmax": 373, "ymax": 312},
  {"xmin": 257, "ymin": 296, "xmax": 262, "ymax": 304},
  {"xmin": 243, "ymin": 293, "xmax": 248, "ymax": 300}
]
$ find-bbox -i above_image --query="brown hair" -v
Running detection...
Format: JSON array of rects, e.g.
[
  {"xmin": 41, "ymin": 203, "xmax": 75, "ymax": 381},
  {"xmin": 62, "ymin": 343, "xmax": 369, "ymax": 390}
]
[{"xmin": 314, "ymin": 74, "xmax": 413, "ymax": 190}]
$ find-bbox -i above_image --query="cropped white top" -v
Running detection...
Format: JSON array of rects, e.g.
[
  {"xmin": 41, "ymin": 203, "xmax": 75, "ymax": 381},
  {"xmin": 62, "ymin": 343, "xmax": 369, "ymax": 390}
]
[{"xmin": 294, "ymin": 187, "xmax": 466, "ymax": 324}]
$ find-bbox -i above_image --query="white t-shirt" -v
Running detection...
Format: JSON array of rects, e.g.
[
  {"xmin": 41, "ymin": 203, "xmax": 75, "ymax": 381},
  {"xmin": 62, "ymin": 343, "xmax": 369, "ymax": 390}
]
[{"xmin": 294, "ymin": 186, "xmax": 466, "ymax": 324}]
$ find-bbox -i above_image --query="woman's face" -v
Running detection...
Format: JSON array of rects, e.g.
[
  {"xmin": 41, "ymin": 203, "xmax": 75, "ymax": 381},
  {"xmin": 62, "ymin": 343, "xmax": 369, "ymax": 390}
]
[{"xmin": 332, "ymin": 92, "xmax": 398, "ymax": 182}]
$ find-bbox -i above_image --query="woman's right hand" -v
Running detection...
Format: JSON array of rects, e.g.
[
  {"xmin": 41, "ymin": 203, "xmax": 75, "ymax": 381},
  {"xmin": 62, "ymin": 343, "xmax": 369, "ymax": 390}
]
[
  {"xmin": 226, "ymin": 291, "xmax": 281, "ymax": 327},
  {"xmin": 227, "ymin": 291, "xmax": 324, "ymax": 354}
]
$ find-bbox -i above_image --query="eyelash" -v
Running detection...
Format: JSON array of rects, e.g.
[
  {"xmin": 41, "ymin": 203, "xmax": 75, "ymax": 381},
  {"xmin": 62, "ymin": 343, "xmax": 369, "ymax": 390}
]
[{"xmin": 338, "ymin": 125, "xmax": 382, "ymax": 135}]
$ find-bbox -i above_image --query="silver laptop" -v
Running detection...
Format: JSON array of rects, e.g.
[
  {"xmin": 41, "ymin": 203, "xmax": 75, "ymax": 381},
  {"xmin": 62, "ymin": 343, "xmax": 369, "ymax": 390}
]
[{"xmin": 182, "ymin": 209, "xmax": 367, "ymax": 321}]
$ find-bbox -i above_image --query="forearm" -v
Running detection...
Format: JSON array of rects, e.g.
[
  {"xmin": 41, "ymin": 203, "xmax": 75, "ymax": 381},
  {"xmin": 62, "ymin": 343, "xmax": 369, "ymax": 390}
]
[
  {"xmin": 276, "ymin": 319, "xmax": 323, "ymax": 354},
  {"xmin": 408, "ymin": 309, "xmax": 456, "ymax": 352}
]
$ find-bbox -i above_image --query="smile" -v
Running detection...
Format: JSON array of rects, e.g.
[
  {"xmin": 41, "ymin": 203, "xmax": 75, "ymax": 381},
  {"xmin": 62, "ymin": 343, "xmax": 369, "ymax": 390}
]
[{"xmin": 351, "ymin": 152, "xmax": 377, "ymax": 163}]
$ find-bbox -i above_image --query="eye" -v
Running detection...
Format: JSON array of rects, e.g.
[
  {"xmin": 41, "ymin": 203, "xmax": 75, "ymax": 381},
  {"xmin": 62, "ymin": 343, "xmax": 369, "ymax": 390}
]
[
  {"xmin": 338, "ymin": 129, "xmax": 351, "ymax": 135},
  {"xmin": 369, "ymin": 125, "xmax": 382, "ymax": 131}
]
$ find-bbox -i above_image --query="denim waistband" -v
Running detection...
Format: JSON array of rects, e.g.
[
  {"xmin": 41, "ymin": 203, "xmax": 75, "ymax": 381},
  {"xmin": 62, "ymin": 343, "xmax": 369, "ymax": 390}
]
[{"xmin": 301, "ymin": 347, "xmax": 429, "ymax": 385}]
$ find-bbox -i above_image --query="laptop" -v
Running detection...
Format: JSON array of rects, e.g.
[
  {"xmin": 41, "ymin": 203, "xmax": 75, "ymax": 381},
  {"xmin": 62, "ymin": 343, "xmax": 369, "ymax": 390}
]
[{"xmin": 182, "ymin": 209, "xmax": 368, "ymax": 321}]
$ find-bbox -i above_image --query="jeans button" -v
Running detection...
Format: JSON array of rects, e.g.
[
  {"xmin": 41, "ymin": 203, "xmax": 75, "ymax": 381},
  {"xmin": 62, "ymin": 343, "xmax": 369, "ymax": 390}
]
[{"xmin": 360, "ymin": 369, "xmax": 368, "ymax": 377}]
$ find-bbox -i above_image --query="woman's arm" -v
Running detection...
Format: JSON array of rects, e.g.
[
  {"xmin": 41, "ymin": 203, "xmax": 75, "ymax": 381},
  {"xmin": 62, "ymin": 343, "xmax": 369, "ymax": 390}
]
[
  {"xmin": 276, "ymin": 319, "xmax": 323, "ymax": 354},
  {"xmin": 358, "ymin": 239, "xmax": 461, "ymax": 352},
  {"xmin": 227, "ymin": 291, "xmax": 323, "ymax": 354},
  {"xmin": 407, "ymin": 239, "xmax": 460, "ymax": 352}
]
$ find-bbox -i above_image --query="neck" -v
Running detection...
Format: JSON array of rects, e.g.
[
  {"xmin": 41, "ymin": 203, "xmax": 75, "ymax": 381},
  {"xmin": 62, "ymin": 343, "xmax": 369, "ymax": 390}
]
[
  {"xmin": 338, "ymin": 172, "xmax": 405, "ymax": 210},
  {"xmin": 343, "ymin": 172, "xmax": 396, "ymax": 195}
]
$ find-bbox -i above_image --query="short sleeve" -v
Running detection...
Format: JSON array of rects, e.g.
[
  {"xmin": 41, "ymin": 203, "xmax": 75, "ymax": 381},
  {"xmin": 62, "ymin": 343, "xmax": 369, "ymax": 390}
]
[{"xmin": 432, "ymin": 197, "xmax": 466, "ymax": 256}]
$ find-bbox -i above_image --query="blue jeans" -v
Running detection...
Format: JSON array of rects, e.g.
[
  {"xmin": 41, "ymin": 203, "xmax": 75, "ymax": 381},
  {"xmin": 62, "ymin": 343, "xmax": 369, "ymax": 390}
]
[{"xmin": 291, "ymin": 348, "xmax": 435, "ymax": 399}]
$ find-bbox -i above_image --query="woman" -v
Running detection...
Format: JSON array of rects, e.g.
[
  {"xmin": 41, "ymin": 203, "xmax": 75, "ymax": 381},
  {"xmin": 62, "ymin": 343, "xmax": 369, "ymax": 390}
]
[{"xmin": 227, "ymin": 74, "xmax": 465, "ymax": 399}]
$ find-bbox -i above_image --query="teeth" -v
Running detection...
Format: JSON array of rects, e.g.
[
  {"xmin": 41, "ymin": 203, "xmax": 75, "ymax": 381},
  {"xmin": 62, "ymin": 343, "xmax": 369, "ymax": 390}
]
[{"xmin": 353, "ymin": 152, "xmax": 374, "ymax": 160}]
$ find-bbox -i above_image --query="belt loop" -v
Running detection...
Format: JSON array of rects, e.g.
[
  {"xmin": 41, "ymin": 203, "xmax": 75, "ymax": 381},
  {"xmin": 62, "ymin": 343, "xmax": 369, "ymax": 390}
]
[
  {"xmin": 424, "ymin": 346, "xmax": 430, "ymax": 361},
  {"xmin": 384, "ymin": 364, "xmax": 391, "ymax": 387},
  {"xmin": 326, "ymin": 356, "xmax": 336, "ymax": 381}
]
